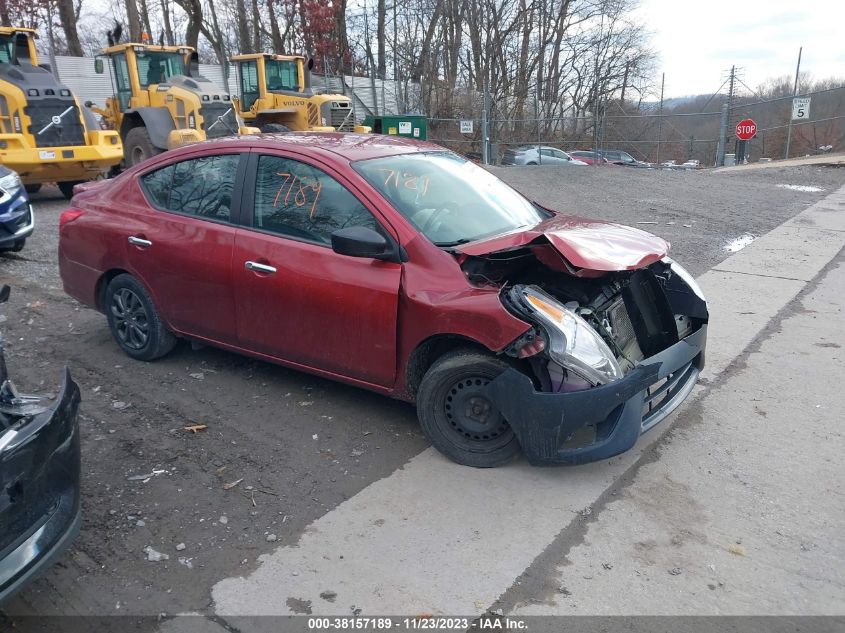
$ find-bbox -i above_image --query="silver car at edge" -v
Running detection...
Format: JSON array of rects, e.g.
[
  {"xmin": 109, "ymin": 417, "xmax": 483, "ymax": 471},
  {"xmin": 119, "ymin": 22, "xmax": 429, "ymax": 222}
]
[{"xmin": 501, "ymin": 146, "xmax": 588, "ymax": 166}]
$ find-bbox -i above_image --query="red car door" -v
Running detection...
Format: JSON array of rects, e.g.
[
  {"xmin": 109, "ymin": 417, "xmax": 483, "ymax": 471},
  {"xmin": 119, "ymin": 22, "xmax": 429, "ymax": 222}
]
[
  {"xmin": 232, "ymin": 152, "xmax": 402, "ymax": 387},
  {"xmin": 124, "ymin": 151, "xmax": 245, "ymax": 343}
]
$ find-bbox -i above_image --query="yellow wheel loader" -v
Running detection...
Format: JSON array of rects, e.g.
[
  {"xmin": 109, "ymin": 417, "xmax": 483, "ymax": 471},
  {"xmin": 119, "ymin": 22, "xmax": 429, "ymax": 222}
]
[
  {"xmin": 90, "ymin": 42, "xmax": 253, "ymax": 167},
  {"xmin": 0, "ymin": 27, "xmax": 122, "ymax": 198},
  {"xmin": 231, "ymin": 53, "xmax": 370, "ymax": 133}
]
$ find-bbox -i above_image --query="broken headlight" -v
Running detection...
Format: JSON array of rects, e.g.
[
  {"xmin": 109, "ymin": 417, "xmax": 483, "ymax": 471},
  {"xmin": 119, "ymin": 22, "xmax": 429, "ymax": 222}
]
[
  {"xmin": 511, "ymin": 286, "xmax": 623, "ymax": 386},
  {"xmin": 0, "ymin": 170, "xmax": 22, "ymax": 195}
]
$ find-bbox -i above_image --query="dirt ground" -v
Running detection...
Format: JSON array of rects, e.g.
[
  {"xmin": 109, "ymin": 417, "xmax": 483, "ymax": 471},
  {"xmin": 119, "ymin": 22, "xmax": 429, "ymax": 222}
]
[{"xmin": 1, "ymin": 162, "xmax": 843, "ymax": 621}]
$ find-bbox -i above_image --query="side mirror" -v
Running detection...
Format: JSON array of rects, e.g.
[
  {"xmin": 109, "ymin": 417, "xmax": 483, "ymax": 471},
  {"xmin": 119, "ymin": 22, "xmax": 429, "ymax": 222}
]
[
  {"xmin": 331, "ymin": 226, "xmax": 389, "ymax": 259},
  {"xmin": 94, "ymin": 58, "xmax": 104, "ymax": 74},
  {"xmin": 0, "ymin": 285, "xmax": 9, "ymax": 304}
]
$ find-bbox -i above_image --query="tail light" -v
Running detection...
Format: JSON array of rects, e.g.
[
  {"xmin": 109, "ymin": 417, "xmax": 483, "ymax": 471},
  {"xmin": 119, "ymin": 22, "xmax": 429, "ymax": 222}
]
[{"xmin": 60, "ymin": 209, "xmax": 84, "ymax": 229}]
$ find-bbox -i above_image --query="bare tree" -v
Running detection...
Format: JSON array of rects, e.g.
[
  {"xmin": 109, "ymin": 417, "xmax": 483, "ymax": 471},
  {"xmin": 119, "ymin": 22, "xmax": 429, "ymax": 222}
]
[{"xmin": 55, "ymin": 0, "xmax": 83, "ymax": 55}]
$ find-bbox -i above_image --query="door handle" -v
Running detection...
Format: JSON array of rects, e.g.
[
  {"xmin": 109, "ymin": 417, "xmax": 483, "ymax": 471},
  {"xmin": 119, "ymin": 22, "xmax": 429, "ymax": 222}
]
[
  {"xmin": 128, "ymin": 236, "xmax": 152, "ymax": 247},
  {"xmin": 245, "ymin": 261, "xmax": 277, "ymax": 274}
]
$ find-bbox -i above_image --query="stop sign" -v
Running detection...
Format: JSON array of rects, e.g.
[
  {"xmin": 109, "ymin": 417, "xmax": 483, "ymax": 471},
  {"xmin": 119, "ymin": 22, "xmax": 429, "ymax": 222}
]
[{"xmin": 736, "ymin": 119, "xmax": 757, "ymax": 140}]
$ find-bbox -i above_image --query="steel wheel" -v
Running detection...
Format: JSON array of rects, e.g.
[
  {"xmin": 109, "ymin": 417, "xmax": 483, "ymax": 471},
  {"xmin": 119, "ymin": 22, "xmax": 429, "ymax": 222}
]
[
  {"xmin": 417, "ymin": 349, "xmax": 521, "ymax": 467},
  {"xmin": 444, "ymin": 376, "xmax": 510, "ymax": 443},
  {"xmin": 110, "ymin": 287, "xmax": 150, "ymax": 350}
]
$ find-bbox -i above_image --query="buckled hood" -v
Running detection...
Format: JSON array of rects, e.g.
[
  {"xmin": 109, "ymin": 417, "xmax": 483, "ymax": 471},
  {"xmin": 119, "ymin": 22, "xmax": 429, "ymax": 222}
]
[{"xmin": 456, "ymin": 212, "xmax": 669, "ymax": 273}]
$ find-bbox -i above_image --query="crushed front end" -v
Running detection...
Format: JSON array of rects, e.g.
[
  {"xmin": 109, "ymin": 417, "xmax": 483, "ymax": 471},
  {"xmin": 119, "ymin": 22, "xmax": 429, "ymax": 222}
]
[
  {"xmin": 0, "ymin": 304, "xmax": 81, "ymax": 603},
  {"xmin": 463, "ymin": 251, "xmax": 707, "ymax": 465}
]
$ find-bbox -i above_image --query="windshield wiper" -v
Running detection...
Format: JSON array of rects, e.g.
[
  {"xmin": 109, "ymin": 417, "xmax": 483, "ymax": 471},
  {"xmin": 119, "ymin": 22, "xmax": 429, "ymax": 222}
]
[{"xmin": 433, "ymin": 238, "xmax": 473, "ymax": 248}]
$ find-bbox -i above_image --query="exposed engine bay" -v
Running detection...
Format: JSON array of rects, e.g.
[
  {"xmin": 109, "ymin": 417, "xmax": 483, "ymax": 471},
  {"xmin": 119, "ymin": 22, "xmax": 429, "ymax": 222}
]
[{"xmin": 459, "ymin": 246, "xmax": 709, "ymax": 394}]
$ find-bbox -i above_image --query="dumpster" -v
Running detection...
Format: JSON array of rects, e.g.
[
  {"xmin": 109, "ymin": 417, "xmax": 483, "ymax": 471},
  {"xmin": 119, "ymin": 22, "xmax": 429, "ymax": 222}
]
[{"xmin": 363, "ymin": 114, "xmax": 427, "ymax": 140}]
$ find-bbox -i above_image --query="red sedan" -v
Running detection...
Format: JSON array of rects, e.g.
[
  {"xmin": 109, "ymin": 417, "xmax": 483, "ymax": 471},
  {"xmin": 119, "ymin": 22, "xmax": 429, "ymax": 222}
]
[{"xmin": 59, "ymin": 133, "xmax": 707, "ymax": 468}]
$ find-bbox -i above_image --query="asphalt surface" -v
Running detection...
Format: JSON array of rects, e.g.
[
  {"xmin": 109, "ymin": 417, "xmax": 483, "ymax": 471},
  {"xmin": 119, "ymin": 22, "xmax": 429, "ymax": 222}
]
[{"xmin": 1, "ymin": 163, "xmax": 844, "ymax": 624}]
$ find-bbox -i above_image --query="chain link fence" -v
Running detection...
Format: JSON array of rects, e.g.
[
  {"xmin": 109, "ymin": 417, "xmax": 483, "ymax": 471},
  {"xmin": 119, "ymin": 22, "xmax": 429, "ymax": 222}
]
[{"xmin": 428, "ymin": 85, "xmax": 845, "ymax": 166}]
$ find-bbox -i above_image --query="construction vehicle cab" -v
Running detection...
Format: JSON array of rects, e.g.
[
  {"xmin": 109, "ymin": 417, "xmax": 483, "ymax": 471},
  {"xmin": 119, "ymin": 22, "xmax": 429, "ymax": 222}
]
[
  {"xmin": 231, "ymin": 53, "xmax": 370, "ymax": 133},
  {"xmin": 0, "ymin": 27, "xmax": 122, "ymax": 198},
  {"xmin": 93, "ymin": 43, "xmax": 245, "ymax": 166}
]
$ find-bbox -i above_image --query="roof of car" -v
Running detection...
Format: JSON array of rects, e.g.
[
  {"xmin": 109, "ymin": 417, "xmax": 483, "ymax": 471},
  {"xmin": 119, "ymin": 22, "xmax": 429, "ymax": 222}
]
[{"xmin": 192, "ymin": 132, "xmax": 446, "ymax": 163}]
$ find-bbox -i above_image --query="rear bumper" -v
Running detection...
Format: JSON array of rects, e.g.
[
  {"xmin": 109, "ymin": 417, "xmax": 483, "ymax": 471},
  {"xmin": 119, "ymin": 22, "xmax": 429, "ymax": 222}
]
[
  {"xmin": 0, "ymin": 495, "xmax": 81, "ymax": 605},
  {"xmin": 488, "ymin": 325, "xmax": 706, "ymax": 465},
  {"xmin": 0, "ymin": 368, "xmax": 82, "ymax": 604},
  {"xmin": 0, "ymin": 131, "xmax": 123, "ymax": 183}
]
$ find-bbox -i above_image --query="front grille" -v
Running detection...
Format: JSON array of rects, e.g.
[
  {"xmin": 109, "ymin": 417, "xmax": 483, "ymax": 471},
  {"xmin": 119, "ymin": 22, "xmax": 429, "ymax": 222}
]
[
  {"xmin": 330, "ymin": 104, "xmax": 355, "ymax": 131},
  {"xmin": 641, "ymin": 361, "xmax": 698, "ymax": 432},
  {"xmin": 24, "ymin": 99, "xmax": 86, "ymax": 147},
  {"xmin": 201, "ymin": 103, "xmax": 238, "ymax": 139}
]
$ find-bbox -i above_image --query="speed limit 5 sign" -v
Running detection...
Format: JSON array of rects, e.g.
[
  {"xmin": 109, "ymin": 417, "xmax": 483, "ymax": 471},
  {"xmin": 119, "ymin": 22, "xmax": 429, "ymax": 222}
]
[{"xmin": 792, "ymin": 97, "xmax": 811, "ymax": 120}]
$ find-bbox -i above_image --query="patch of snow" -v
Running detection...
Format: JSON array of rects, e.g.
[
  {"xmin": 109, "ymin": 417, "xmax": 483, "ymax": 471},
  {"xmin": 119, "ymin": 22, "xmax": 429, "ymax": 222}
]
[
  {"xmin": 777, "ymin": 184, "xmax": 824, "ymax": 193},
  {"xmin": 725, "ymin": 233, "xmax": 756, "ymax": 253}
]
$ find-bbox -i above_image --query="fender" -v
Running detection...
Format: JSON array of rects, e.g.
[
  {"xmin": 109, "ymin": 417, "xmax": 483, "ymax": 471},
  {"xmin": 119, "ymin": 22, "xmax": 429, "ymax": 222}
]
[{"xmin": 122, "ymin": 108, "xmax": 176, "ymax": 150}]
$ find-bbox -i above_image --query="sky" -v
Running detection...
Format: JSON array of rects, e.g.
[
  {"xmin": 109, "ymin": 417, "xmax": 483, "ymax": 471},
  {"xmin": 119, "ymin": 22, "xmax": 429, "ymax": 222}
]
[{"xmin": 634, "ymin": 0, "xmax": 845, "ymax": 98}]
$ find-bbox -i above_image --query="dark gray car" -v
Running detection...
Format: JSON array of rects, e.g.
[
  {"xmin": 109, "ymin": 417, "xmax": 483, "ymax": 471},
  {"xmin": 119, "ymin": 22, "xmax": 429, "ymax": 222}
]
[{"xmin": 501, "ymin": 146, "xmax": 588, "ymax": 166}]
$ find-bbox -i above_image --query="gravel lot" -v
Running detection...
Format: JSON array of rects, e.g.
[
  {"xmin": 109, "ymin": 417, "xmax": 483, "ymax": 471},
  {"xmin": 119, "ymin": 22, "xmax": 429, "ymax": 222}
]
[{"xmin": 1, "ymin": 163, "xmax": 843, "ymax": 621}]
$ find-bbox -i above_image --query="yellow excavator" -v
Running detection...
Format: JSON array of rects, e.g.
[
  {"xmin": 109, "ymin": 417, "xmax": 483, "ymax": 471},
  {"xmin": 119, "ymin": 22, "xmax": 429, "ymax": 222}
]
[
  {"xmin": 90, "ymin": 40, "xmax": 253, "ymax": 166},
  {"xmin": 231, "ymin": 53, "xmax": 370, "ymax": 133},
  {"xmin": 0, "ymin": 27, "xmax": 123, "ymax": 198}
]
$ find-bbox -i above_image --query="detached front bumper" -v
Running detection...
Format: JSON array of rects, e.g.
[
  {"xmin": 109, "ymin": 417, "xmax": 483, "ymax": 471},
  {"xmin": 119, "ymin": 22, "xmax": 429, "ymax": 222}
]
[
  {"xmin": 0, "ymin": 367, "xmax": 81, "ymax": 604},
  {"xmin": 488, "ymin": 325, "xmax": 706, "ymax": 466}
]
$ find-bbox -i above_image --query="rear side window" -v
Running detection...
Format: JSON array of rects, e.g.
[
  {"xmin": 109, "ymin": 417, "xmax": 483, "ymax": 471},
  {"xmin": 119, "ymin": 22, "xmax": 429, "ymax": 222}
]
[
  {"xmin": 252, "ymin": 154, "xmax": 380, "ymax": 245},
  {"xmin": 140, "ymin": 154, "xmax": 240, "ymax": 222}
]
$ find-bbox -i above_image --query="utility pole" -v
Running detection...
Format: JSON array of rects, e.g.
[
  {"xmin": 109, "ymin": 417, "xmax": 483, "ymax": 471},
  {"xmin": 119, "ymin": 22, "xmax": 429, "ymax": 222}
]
[
  {"xmin": 45, "ymin": 1, "xmax": 60, "ymax": 80},
  {"xmin": 363, "ymin": 0, "xmax": 379, "ymax": 115},
  {"xmin": 784, "ymin": 46, "xmax": 802, "ymax": 159},
  {"xmin": 715, "ymin": 65, "xmax": 737, "ymax": 166},
  {"xmin": 716, "ymin": 103, "xmax": 729, "ymax": 166},
  {"xmin": 481, "ymin": 80, "xmax": 489, "ymax": 165},
  {"xmin": 535, "ymin": 90, "xmax": 541, "ymax": 165},
  {"xmin": 656, "ymin": 72, "xmax": 664, "ymax": 164},
  {"xmin": 393, "ymin": 0, "xmax": 399, "ymax": 112}
]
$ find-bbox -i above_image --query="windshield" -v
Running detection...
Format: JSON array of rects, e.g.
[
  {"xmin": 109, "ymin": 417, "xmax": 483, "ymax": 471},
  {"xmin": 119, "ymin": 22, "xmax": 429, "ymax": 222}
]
[
  {"xmin": 354, "ymin": 152, "xmax": 547, "ymax": 246},
  {"xmin": 265, "ymin": 59, "xmax": 299, "ymax": 91},
  {"xmin": 136, "ymin": 51, "xmax": 186, "ymax": 87}
]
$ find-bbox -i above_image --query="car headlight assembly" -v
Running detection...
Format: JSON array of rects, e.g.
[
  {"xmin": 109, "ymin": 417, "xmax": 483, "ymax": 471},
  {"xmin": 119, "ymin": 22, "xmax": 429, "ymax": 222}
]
[
  {"xmin": 514, "ymin": 286, "xmax": 623, "ymax": 386},
  {"xmin": 662, "ymin": 257, "xmax": 706, "ymax": 303},
  {"xmin": 0, "ymin": 171, "xmax": 22, "ymax": 194}
]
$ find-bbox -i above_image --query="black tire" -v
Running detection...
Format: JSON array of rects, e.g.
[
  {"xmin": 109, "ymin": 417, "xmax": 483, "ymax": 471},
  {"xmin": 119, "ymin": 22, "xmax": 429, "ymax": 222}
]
[
  {"xmin": 105, "ymin": 274, "xmax": 176, "ymax": 361},
  {"xmin": 25, "ymin": 183, "xmax": 41, "ymax": 194},
  {"xmin": 124, "ymin": 127, "xmax": 161, "ymax": 167},
  {"xmin": 58, "ymin": 181, "xmax": 83, "ymax": 200},
  {"xmin": 0, "ymin": 239, "xmax": 25, "ymax": 253},
  {"xmin": 526, "ymin": 161, "xmax": 538, "ymax": 165},
  {"xmin": 260, "ymin": 123, "xmax": 290, "ymax": 133},
  {"xmin": 416, "ymin": 349, "xmax": 521, "ymax": 468}
]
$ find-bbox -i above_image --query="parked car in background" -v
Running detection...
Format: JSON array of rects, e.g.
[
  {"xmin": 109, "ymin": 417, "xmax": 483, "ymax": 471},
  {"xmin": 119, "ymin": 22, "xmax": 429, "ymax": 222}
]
[
  {"xmin": 568, "ymin": 150, "xmax": 614, "ymax": 166},
  {"xmin": 597, "ymin": 149, "xmax": 649, "ymax": 168},
  {"xmin": 0, "ymin": 166, "xmax": 34, "ymax": 253},
  {"xmin": 59, "ymin": 133, "xmax": 707, "ymax": 468},
  {"xmin": 501, "ymin": 146, "xmax": 588, "ymax": 166},
  {"xmin": 0, "ymin": 285, "xmax": 82, "ymax": 604}
]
